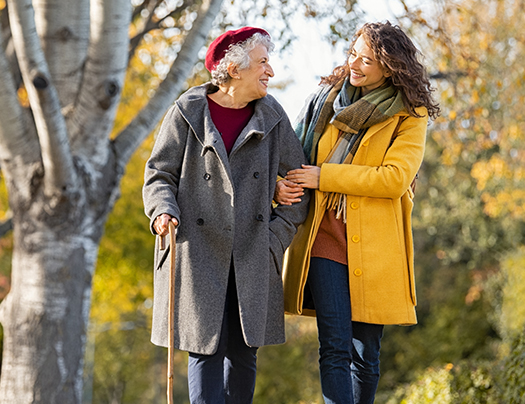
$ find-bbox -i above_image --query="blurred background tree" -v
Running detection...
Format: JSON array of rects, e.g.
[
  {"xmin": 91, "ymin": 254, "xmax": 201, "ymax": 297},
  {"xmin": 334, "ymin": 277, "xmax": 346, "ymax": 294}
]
[{"xmin": 376, "ymin": 0, "xmax": 525, "ymax": 401}]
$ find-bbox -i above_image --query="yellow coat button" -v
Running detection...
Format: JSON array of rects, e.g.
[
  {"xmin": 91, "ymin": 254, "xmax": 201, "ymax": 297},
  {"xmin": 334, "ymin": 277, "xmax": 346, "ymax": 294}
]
[
  {"xmin": 351, "ymin": 235, "xmax": 360, "ymax": 243},
  {"xmin": 354, "ymin": 268, "xmax": 363, "ymax": 276},
  {"xmin": 350, "ymin": 202, "xmax": 359, "ymax": 210}
]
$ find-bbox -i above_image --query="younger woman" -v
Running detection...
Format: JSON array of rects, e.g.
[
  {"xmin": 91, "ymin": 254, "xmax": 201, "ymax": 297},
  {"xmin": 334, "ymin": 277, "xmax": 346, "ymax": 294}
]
[{"xmin": 276, "ymin": 21, "xmax": 440, "ymax": 404}]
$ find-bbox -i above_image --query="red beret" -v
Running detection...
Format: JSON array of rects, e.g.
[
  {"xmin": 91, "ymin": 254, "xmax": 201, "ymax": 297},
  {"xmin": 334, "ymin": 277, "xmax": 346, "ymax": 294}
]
[{"xmin": 205, "ymin": 27, "xmax": 270, "ymax": 72}]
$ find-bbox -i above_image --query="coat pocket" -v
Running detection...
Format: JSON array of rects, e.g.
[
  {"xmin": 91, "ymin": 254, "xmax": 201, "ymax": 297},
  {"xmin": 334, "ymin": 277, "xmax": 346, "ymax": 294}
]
[
  {"xmin": 154, "ymin": 236, "xmax": 171, "ymax": 271},
  {"xmin": 269, "ymin": 230, "xmax": 284, "ymax": 276}
]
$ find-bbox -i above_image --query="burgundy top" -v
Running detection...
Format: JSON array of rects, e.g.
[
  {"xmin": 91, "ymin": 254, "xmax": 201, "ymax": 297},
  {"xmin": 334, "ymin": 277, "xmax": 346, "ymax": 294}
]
[{"xmin": 207, "ymin": 96, "xmax": 255, "ymax": 154}]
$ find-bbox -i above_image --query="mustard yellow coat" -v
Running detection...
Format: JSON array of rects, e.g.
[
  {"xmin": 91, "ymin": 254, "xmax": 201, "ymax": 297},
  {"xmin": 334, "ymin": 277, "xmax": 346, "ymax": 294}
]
[{"xmin": 283, "ymin": 107, "xmax": 428, "ymax": 325}]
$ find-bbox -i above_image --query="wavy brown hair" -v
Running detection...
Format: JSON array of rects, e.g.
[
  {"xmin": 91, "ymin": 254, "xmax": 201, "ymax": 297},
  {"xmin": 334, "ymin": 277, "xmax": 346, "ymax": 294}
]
[{"xmin": 321, "ymin": 21, "xmax": 440, "ymax": 119}]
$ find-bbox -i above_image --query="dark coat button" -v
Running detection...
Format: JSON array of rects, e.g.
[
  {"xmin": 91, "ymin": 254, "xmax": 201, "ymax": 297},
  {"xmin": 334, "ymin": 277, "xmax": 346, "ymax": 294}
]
[
  {"xmin": 253, "ymin": 172, "xmax": 260, "ymax": 179},
  {"xmin": 196, "ymin": 218, "xmax": 204, "ymax": 225},
  {"xmin": 256, "ymin": 214, "xmax": 264, "ymax": 221},
  {"xmin": 203, "ymin": 173, "xmax": 211, "ymax": 180}
]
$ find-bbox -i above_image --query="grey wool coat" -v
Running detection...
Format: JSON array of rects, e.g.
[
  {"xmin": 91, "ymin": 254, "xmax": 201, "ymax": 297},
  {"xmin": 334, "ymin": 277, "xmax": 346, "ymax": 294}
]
[{"xmin": 143, "ymin": 83, "xmax": 309, "ymax": 355}]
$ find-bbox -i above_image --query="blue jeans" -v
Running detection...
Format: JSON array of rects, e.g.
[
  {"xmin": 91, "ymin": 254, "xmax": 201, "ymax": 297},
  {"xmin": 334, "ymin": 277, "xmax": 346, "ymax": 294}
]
[
  {"xmin": 308, "ymin": 257, "xmax": 384, "ymax": 404},
  {"xmin": 188, "ymin": 270, "xmax": 258, "ymax": 404}
]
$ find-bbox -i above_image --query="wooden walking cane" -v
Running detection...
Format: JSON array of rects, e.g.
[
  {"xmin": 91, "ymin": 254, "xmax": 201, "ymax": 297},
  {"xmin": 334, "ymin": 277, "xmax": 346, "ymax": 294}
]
[{"xmin": 160, "ymin": 221, "xmax": 177, "ymax": 404}]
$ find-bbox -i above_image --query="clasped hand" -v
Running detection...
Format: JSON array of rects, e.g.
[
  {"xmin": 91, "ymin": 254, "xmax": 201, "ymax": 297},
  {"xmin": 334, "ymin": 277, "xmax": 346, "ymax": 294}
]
[{"xmin": 274, "ymin": 164, "xmax": 320, "ymax": 205}]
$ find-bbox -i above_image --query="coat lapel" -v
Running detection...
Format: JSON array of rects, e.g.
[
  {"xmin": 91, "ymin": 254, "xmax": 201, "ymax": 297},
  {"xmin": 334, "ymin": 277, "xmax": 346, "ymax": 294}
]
[
  {"xmin": 360, "ymin": 115, "xmax": 396, "ymax": 145},
  {"xmin": 229, "ymin": 95, "xmax": 281, "ymax": 156},
  {"xmin": 177, "ymin": 84, "xmax": 230, "ymax": 169}
]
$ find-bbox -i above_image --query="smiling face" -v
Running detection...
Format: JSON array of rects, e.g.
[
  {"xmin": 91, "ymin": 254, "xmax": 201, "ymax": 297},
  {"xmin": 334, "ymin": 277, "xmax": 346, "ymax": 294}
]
[
  {"xmin": 235, "ymin": 44, "xmax": 274, "ymax": 102},
  {"xmin": 348, "ymin": 35, "xmax": 391, "ymax": 96}
]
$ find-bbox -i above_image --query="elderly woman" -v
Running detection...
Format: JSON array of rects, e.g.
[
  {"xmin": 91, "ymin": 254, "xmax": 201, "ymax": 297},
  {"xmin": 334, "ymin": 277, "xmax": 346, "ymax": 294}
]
[
  {"xmin": 142, "ymin": 27, "xmax": 309, "ymax": 403},
  {"xmin": 276, "ymin": 22, "xmax": 440, "ymax": 404}
]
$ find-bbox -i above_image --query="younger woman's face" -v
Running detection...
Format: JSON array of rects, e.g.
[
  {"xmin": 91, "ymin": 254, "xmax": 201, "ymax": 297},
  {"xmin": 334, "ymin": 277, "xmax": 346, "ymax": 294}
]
[{"xmin": 348, "ymin": 35, "xmax": 391, "ymax": 95}]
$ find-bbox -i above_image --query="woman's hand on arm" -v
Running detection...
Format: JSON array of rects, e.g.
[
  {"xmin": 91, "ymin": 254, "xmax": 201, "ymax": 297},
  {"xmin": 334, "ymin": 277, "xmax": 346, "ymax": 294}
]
[
  {"xmin": 285, "ymin": 164, "xmax": 321, "ymax": 190},
  {"xmin": 274, "ymin": 179, "xmax": 304, "ymax": 206},
  {"xmin": 153, "ymin": 214, "xmax": 179, "ymax": 236}
]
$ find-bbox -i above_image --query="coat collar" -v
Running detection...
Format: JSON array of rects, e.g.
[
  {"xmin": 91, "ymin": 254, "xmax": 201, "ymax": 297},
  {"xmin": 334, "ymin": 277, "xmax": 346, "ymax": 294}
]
[
  {"xmin": 176, "ymin": 83, "xmax": 284, "ymax": 158},
  {"xmin": 360, "ymin": 108, "xmax": 411, "ymax": 145},
  {"xmin": 361, "ymin": 116, "xmax": 396, "ymax": 144}
]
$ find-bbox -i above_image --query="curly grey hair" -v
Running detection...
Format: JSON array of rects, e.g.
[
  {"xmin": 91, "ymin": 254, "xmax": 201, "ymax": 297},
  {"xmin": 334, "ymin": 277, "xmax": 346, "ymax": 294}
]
[{"xmin": 211, "ymin": 32, "xmax": 275, "ymax": 86}]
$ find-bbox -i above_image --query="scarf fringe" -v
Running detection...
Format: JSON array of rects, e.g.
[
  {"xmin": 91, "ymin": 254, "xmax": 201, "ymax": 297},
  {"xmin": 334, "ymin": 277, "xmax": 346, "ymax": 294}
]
[{"xmin": 325, "ymin": 192, "xmax": 347, "ymax": 223}]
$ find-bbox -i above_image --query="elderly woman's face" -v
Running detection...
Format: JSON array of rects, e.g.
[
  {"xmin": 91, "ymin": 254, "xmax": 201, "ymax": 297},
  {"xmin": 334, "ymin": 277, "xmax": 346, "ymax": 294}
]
[
  {"xmin": 237, "ymin": 44, "xmax": 274, "ymax": 101},
  {"xmin": 348, "ymin": 35, "xmax": 391, "ymax": 95}
]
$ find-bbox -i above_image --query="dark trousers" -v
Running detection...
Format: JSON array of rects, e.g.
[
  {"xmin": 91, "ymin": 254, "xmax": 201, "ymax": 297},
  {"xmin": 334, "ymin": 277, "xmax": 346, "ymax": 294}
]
[
  {"xmin": 309, "ymin": 257, "xmax": 384, "ymax": 404},
  {"xmin": 187, "ymin": 269, "xmax": 258, "ymax": 404}
]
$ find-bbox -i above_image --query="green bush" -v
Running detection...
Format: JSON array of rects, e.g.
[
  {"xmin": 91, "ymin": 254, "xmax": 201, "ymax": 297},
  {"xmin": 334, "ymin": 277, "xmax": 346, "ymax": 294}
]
[
  {"xmin": 383, "ymin": 247, "xmax": 525, "ymax": 404},
  {"xmin": 499, "ymin": 330, "xmax": 525, "ymax": 404},
  {"xmin": 385, "ymin": 361, "xmax": 500, "ymax": 404},
  {"xmin": 385, "ymin": 365, "xmax": 454, "ymax": 404},
  {"xmin": 489, "ymin": 248, "xmax": 525, "ymax": 403},
  {"xmin": 449, "ymin": 361, "xmax": 500, "ymax": 404}
]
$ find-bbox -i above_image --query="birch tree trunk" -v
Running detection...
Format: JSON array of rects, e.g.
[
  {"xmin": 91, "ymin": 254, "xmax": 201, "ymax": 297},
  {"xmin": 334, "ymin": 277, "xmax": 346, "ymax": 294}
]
[{"xmin": 0, "ymin": 0, "xmax": 223, "ymax": 402}]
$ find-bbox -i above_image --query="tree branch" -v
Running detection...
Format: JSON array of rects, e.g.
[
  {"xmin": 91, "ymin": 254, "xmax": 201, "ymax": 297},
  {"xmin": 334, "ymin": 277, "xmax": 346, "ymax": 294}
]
[
  {"xmin": 128, "ymin": 14, "xmax": 160, "ymax": 62},
  {"xmin": 33, "ymin": 0, "xmax": 90, "ymax": 111},
  {"xmin": 1, "ymin": 3, "xmax": 22, "ymax": 90},
  {"xmin": 69, "ymin": 0, "xmax": 132, "ymax": 162},
  {"xmin": 113, "ymin": 0, "xmax": 224, "ymax": 168},
  {"xmin": 128, "ymin": 0, "xmax": 191, "ymax": 67},
  {"xmin": 429, "ymin": 71, "xmax": 467, "ymax": 80},
  {"xmin": 7, "ymin": 0, "xmax": 75, "ymax": 197},
  {"xmin": 4, "ymin": 37, "xmax": 23, "ymax": 90},
  {"xmin": 0, "ymin": 18, "xmax": 40, "ymax": 167},
  {"xmin": 131, "ymin": 0, "xmax": 161, "ymax": 22}
]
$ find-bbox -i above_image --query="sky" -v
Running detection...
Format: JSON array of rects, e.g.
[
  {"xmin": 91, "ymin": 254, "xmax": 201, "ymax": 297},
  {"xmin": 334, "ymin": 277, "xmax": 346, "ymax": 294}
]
[{"xmin": 269, "ymin": 0, "xmax": 407, "ymax": 120}]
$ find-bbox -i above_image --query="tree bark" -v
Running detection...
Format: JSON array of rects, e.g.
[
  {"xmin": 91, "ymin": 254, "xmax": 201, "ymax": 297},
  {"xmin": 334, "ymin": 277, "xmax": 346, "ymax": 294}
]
[
  {"xmin": 33, "ymin": 0, "xmax": 90, "ymax": 110},
  {"xmin": 0, "ymin": 225, "xmax": 99, "ymax": 404},
  {"xmin": 0, "ymin": 146, "xmax": 118, "ymax": 403},
  {"xmin": 7, "ymin": 0, "xmax": 75, "ymax": 198},
  {"xmin": 69, "ymin": 0, "xmax": 131, "ymax": 161},
  {"xmin": 0, "ymin": 0, "xmax": 224, "ymax": 402}
]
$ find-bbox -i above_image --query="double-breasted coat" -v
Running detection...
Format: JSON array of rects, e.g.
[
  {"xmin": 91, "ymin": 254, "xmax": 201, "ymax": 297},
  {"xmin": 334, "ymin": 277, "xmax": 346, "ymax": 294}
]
[
  {"xmin": 143, "ymin": 83, "xmax": 309, "ymax": 355},
  {"xmin": 283, "ymin": 106, "xmax": 428, "ymax": 326}
]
